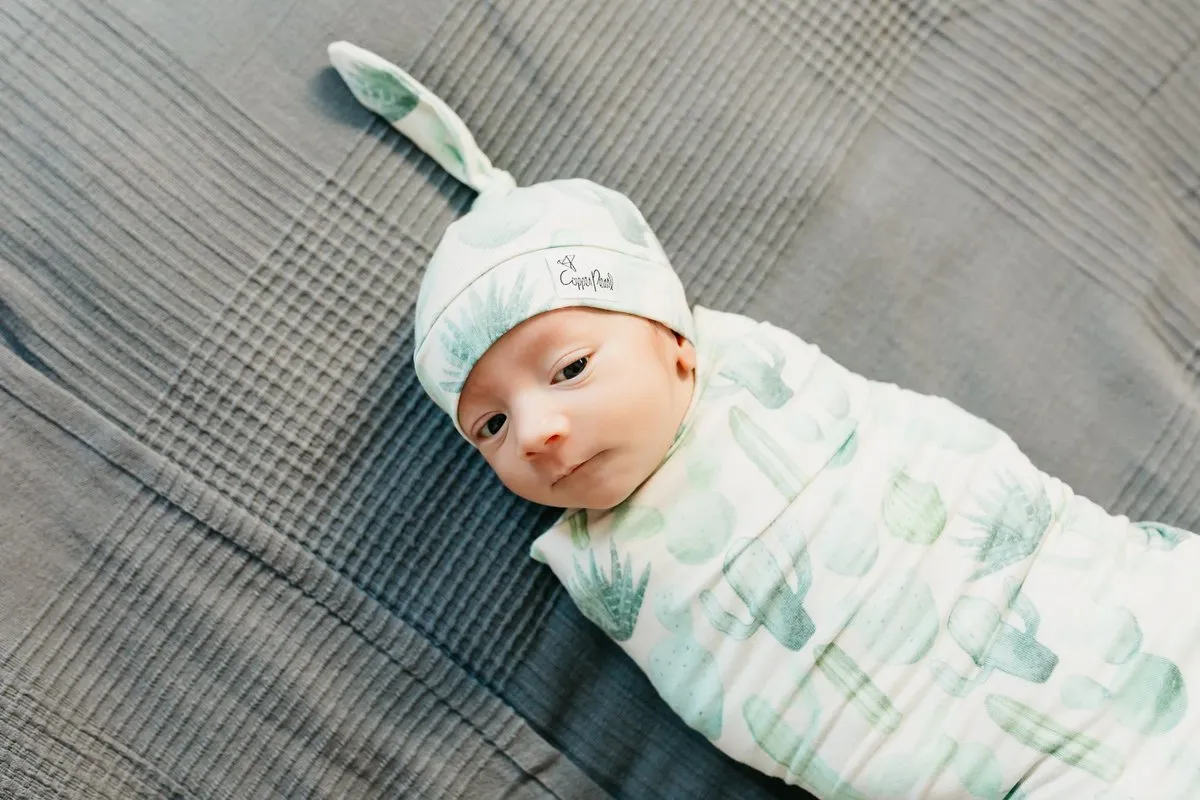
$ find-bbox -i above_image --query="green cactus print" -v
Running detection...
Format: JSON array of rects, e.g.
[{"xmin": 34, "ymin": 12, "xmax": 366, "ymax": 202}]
[
  {"xmin": 700, "ymin": 535, "xmax": 815, "ymax": 650},
  {"xmin": 882, "ymin": 470, "xmax": 948, "ymax": 544},
  {"xmin": 810, "ymin": 361, "xmax": 851, "ymax": 418},
  {"xmin": 984, "ymin": 694, "xmax": 1124, "ymax": 783},
  {"xmin": 729, "ymin": 406, "xmax": 806, "ymax": 500},
  {"xmin": 1061, "ymin": 652, "xmax": 1187, "ymax": 735},
  {"xmin": 648, "ymin": 593, "xmax": 724, "ymax": 740},
  {"xmin": 1064, "ymin": 605, "xmax": 1142, "ymax": 666},
  {"xmin": 593, "ymin": 186, "xmax": 649, "ymax": 247},
  {"xmin": 825, "ymin": 422, "xmax": 859, "ymax": 469},
  {"xmin": 743, "ymin": 695, "xmax": 867, "ymax": 799},
  {"xmin": 610, "ymin": 502, "xmax": 665, "ymax": 542},
  {"xmin": 953, "ymin": 742, "xmax": 1010, "ymax": 800},
  {"xmin": 932, "ymin": 577, "xmax": 1058, "ymax": 697},
  {"xmin": 813, "ymin": 644, "xmax": 904, "ymax": 733},
  {"xmin": 342, "ymin": 64, "xmax": 419, "ymax": 122},
  {"xmin": 567, "ymin": 511, "xmax": 589, "ymax": 548},
  {"xmin": 550, "ymin": 227, "xmax": 584, "ymax": 246},
  {"xmin": 436, "ymin": 270, "xmax": 545, "ymax": 393},
  {"xmin": 457, "ymin": 190, "xmax": 546, "ymax": 248},
  {"xmin": 846, "ymin": 571, "xmax": 939, "ymax": 665},
  {"xmin": 649, "ymin": 450, "xmax": 735, "ymax": 564},
  {"xmin": 664, "ymin": 491, "xmax": 735, "ymax": 564},
  {"xmin": 567, "ymin": 542, "xmax": 649, "ymax": 642},
  {"xmin": 814, "ymin": 493, "xmax": 879, "ymax": 577},
  {"xmin": 711, "ymin": 332, "xmax": 793, "ymax": 409},
  {"xmin": 861, "ymin": 735, "xmax": 957, "ymax": 797},
  {"xmin": 1133, "ymin": 521, "xmax": 1190, "ymax": 551},
  {"xmin": 871, "ymin": 388, "xmax": 1000, "ymax": 456},
  {"xmin": 959, "ymin": 472, "xmax": 1053, "ymax": 580},
  {"xmin": 553, "ymin": 181, "xmax": 649, "ymax": 246}
]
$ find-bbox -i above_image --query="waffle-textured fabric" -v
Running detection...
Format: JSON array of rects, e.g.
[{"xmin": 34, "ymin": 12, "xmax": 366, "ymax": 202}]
[
  {"xmin": 535, "ymin": 306, "xmax": 1200, "ymax": 798},
  {"xmin": 2, "ymin": 0, "xmax": 1199, "ymax": 797}
]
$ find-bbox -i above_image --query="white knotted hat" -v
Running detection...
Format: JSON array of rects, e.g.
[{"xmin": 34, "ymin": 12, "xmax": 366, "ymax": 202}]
[{"xmin": 328, "ymin": 42, "xmax": 695, "ymax": 436}]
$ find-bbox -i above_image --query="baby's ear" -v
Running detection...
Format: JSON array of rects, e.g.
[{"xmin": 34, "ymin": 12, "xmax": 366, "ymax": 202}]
[{"xmin": 675, "ymin": 333, "xmax": 697, "ymax": 373}]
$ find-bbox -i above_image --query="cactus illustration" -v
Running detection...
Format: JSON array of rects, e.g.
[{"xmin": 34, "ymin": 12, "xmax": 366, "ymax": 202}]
[
  {"xmin": 664, "ymin": 491, "xmax": 736, "ymax": 565},
  {"xmin": 710, "ymin": 332, "xmax": 793, "ymax": 409},
  {"xmin": 825, "ymin": 422, "xmax": 859, "ymax": 469},
  {"xmin": 456, "ymin": 189, "xmax": 546, "ymax": 248},
  {"xmin": 648, "ymin": 593, "xmax": 724, "ymax": 739},
  {"xmin": 959, "ymin": 472, "xmax": 1053, "ymax": 581},
  {"xmin": 810, "ymin": 361, "xmax": 851, "ymax": 418},
  {"xmin": 340, "ymin": 63, "xmax": 419, "ymax": 122},
  {"xmin": 1133, "ymin": 521, "xmax": 1190, "ymax": 551},
  {"xmin": 984, "ymin": 694, "xmax": 1124, "ymax": 783},
  {"xmin": 730, "ymin": 406, "xmax": 807, "ymax": 500},
  {"xmin": 743, "ymin": 695, "xmax": 867, "ymax": 799},
  {"xmin": 700, "ymin": 535, "xmax": 815, "ymax": 650},
  {"xmin": 932, "ymin": 577, "xmax": 1058, "ymax": 697},
  {"xmin": 436, "ymin": 270, "xmax": 545, "ymax": 394},
  {"xmin": 861, "ymin": 735, "xmax": 957, "ymax": 797},
  {"xmin": 567, "ymin": 542, "xmax": 649, "ymax": 642},
  {"xmin": 882, "ymin": 470, "xmax": 948, "ymax": 545},
  {"xmin": 872, "ymin": 389, "xmax": 1000, "ymax": 455},
  {"xmin": 567, "ymin": 511, "xmax": 590, "ymax": 548},
  {"xmin": 814, "ymin": 643, "xmax": 903, "ymax": 733},
  {"xmin": 610, "ymin": 502, "xmax": 665, "ymax": 542},
  {"xmin": 553, "ymin": 181, "xmax": 649, "ymax": 246},
  {"xmin": 953, "ymin": 741, "xmax": 1009, "ymax": 800},
  {"xmin": 814, "ymin": 493, "xmax": 879, "ymax": 578},
  {"xmin": 1061, "ymin": 652, "xmax": 1187, "ymax": 735},
  {"xmin": 846, "ymin": 571, "xmax": 939, "ymax": 665}
]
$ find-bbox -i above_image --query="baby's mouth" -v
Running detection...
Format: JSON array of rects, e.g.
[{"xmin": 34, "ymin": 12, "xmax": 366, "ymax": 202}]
[{"xmin": 552, "ymin": 454, "xmax": 596, "ymax": 486}]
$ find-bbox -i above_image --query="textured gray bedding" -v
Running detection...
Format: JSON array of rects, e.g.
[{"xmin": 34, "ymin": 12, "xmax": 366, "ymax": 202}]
[{"xmin": 2, "ymin": 0, "xmax": 1199, "ymax": 797}]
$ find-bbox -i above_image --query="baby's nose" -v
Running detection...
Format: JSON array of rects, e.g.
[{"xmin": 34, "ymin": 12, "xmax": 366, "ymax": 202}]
[{"xmin": 519, "ymin": 413, "xmax": 569, "ymax": 459}]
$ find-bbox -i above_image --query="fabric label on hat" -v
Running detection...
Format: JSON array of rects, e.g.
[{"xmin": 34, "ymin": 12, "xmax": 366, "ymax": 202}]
[{"xmin": 544, "ymin": 250, "xmax": 626, "ymax": 300}]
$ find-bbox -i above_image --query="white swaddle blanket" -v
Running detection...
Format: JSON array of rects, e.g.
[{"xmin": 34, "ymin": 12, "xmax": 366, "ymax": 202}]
[{"xmin": 532, "ymin": 306, "xmax": 1200, "ymax": 800}]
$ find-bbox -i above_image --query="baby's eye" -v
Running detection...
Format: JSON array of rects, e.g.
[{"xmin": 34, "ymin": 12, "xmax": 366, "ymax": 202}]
[
  {"xmin": 554, "ymin": 356, "xmax": 589, "ymax": 383},
  {"xmin": 479, "ymin": 413, "xmax": 506, "ymax": 439}
]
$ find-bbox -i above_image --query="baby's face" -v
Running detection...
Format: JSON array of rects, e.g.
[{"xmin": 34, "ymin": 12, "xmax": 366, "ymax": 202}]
[{"xmin": 457, "ymin": 307, "xmax": 696, "ymax": 510}]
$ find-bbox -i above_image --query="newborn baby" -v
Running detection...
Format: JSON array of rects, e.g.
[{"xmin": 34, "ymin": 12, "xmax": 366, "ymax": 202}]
[{"xmin": 329, "ymin": 42, "xmax": 1200, "ymax": 799}]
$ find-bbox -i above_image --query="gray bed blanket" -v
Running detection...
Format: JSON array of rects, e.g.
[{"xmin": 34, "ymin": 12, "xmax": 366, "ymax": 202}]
[{"xmin": 2, "ymin": 0, "xmax": 1198, "ymax": 797}]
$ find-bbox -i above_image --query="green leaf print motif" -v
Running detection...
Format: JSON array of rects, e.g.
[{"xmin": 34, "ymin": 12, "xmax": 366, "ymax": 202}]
[
  {"xmin": 343, "ymin": 64, "xmax": 419, "ymax": 123},
  {"xmin": 567, "ymin": 511, "xmax": 589, "ymax": 548},
  {"xmin": 1061, "ymin": 652, "xmax": 1188, "ymax": 735},
  {"xmin": 648, "ymin": 593, "xmax": 724, "ymax": 739},
  {"xmin": 814, "ymin": 492, "xmax": 879, "ymax": 577},
  {"xmin": 845, "ymin": 571, "xmax": 939, "ymax": 665},
  {"xmin": 729, "ymin": 406, "xmax": 806, "ymax": 500},
  {"xmin": 743, "ymin": 694, "xmax": 868, "ymax": 799},
  {"xmin": 567, "ymin": 541, "xmax": 648, "ymax": 642},
  {"xmin": 958, "ymin": 471, "xmax": 1053, "ymax": 581},
  {"xmin": 984, "ymin": 694, "xmax": 1124, "ymax": 783},
  {"xmin": 700, "ymin": 535, "xmax": 815, "ymax": 650},
  {"xmin": 931, "ymin": 577, "xmax": 1058, "ymax": 697},
  {"xmin": 437, "ymin": 270, "xmax": 543, "ymax": 394},
  {"xmin": 882, "ymin": 470, "xmax": 948, "ymax": 545},
  {"xmin": 813, "ymin": 644, "xmax": 904, "ymax": 733}
]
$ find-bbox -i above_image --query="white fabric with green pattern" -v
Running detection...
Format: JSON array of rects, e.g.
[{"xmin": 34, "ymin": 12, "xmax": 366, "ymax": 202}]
[
  {"xmin": 532, "ymin": 305, "xmax": 1200, "ymax": 799},
  {"xmin": 328, "ymin": 42, "xmax": 694, "ymax": 435}
]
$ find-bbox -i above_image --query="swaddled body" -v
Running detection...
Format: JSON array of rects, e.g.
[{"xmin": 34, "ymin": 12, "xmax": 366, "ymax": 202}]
[
  {"xmin": 325, "ymin": 43, "xmax": 1200, "ymax": 799},
  {"xmin": 532, "ymin": 306, "xmax": 1200, "ymax": 800}
]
